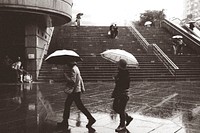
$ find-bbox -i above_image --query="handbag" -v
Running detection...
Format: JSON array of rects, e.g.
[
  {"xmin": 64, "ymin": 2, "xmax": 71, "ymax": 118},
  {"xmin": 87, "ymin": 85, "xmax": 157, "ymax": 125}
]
[
  {"xmin": 63, "ymin": 86, "xmax": 74, "ymax": 94},
  {"xmin": 63, "ymin": 81, "xmax": 75, "ymax": 94},
  {"xmin": 12, "ymin": 62, "xmax": 18, "ymax": 70},
  {"xmin": 108, "ymin": 30, "xmax": 111, "ymax": 35},
  {"xmin": 24, "ymin": 74, "xmax": 32, "ymax": 83}
]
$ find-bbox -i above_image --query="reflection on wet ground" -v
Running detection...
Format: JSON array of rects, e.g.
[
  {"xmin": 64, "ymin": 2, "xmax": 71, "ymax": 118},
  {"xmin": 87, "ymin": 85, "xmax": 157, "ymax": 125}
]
[{"xmin": 0, "ymin": 81, "xmax": 200, "ymax": 133}]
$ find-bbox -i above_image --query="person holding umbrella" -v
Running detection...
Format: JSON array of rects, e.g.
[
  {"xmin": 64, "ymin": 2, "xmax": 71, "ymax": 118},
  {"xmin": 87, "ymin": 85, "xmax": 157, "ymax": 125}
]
[
  {"xmin": 111, "ymin": 59, "xmax": 133, "ymax": 132},
  {"xmin": 57, "ymin": 61, "xmax": 96, "ymax": 130},
  {"xmin": 76, "ymin": 13, "xmax": 83, "ymax": 27},
  {"xmin": 172, "ymin": 35, "xmax": 185, "ymax": 55},
  {"xmin": 177, "ymin": 38, "xmax": 184, "ymax": 55}
]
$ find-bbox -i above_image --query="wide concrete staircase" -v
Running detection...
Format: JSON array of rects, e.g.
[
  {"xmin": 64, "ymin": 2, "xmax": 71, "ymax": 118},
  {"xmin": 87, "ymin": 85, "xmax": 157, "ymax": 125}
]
[
  {"xmin": 38, "ymin": 26, "xmax": 175, "ymax": 82},
  {"xmin": 170, "ymin": 55, "xmax": 200, "ymax": 80},
  {"xmin": 136, "ymin": 26, "xmax": 200, "ymax": 80}
]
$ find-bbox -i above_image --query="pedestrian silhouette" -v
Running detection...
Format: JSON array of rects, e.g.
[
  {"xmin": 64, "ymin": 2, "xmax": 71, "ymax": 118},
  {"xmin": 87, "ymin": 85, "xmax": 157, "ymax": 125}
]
[
  {"xmin": 113, "ymin": 24, "xmax": 119, "ymax": 39},
  {"xmin": 189, "ymin": 22, "xmax": 195, "ymax": 31},
  {"xmin": 57, "ymin": 62, "xmax": 96, "ymax": 130},
  {"xmin": 111, "ymin": 59, "xmax": 133, "ymax": 132},
  {"xmin": 12, "ymin": 56, "xmax": 24, "ymax": 83},
  {"xmin": 76, "ymin": 13, "xmax": 83, "ymax": 27},
  {"xmin": 108, "ymin": 23, "xmax": 118, "ymax": 39}
]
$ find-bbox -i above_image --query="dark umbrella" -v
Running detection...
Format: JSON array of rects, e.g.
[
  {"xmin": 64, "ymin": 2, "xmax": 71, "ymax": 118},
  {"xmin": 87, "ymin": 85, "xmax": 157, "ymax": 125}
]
[
  {"xmin": 76, "ymin": 13, "xmax": 83, "ymax": 18},
  {"xmin": 45, "ymin": 49, "xmax": 82, "ymax": 65},
  {"xmin": 77, "ymin": 13, "xmax": 83, "ymax": 16}
]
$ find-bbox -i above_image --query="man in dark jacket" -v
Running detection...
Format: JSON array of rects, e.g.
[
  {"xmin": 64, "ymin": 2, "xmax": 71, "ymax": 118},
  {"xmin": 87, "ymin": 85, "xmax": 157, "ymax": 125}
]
[
  {"xmin": 112, "ymin": 59, "xmax": 133, "ymax": 132},
  {"xmin": 113, "ymin": 24, "xmax": 118, "ymax": 38}
]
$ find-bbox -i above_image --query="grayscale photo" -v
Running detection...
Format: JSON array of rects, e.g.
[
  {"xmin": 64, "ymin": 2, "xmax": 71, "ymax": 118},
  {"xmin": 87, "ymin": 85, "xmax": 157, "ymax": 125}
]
[{"xmin": 0, "ymin": 0, "xmax": 200, "ymax": 133}]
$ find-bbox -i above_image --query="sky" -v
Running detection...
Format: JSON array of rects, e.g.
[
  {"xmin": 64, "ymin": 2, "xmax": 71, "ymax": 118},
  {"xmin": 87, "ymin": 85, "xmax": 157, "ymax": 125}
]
[{"xmin": 72, "ymin": 0, "xmax": 185, "ymax": 26}]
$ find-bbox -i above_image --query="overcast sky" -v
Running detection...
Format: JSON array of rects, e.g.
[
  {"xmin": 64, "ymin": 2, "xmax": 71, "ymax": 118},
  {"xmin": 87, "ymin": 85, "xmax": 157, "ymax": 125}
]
[{"xmin": 72, "ymin": 0, "xmax": 185, "ymax": 26}]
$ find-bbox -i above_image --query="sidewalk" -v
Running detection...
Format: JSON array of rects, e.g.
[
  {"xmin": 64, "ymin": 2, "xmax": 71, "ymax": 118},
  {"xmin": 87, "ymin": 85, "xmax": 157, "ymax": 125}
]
[{"xmin": 0, "ymin": 81, "xmax": 200, "ymax": 133}]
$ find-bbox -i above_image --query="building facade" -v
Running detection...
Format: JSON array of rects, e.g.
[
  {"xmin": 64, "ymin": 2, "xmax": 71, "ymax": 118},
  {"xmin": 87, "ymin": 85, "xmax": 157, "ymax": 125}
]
[{"xmin": 0, "ymin": 0, "xmax": 72, "ymax": 81}]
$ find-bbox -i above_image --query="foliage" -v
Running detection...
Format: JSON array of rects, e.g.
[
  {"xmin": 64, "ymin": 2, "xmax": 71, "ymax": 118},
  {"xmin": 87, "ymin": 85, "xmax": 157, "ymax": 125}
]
[{"xmin": 138, "ymin": 9, "xmax": 166, "ymax": 26}]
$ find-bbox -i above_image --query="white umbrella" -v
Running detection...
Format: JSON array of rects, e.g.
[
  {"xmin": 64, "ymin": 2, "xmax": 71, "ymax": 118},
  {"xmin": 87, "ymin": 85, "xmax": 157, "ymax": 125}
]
[
  {"xmin": 172, "ymin": 35, "xmax": 183, "ymax": 39},
  {"xmin": 100, "ymin": 49, "xmax": 139, "ymax": 67},
  {"xmin": 188, "ymin": 20, "xmax": 195, "ymax": 23},
  {"xmin": 144, "ymin": 21, "xmax": 152, "ymax": 26},
  {"xmin": 194, "ymin": 17, "xmax": 200, "ymax": 22},
  {"xmin": 45, "ymin": 49, "xmax": 82, "ymax": 64}
]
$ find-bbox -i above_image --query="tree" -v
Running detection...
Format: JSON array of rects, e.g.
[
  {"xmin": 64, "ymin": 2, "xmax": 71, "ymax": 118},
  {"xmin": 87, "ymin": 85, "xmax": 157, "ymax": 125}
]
[{"xmin": 138, "ymin": 9, "xmax": 166, "ymax": 26}]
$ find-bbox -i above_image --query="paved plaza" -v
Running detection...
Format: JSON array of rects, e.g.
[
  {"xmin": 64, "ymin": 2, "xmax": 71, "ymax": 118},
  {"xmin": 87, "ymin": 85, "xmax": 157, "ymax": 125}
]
[{"xmin": 0, "ymin": 81, "xmax": 200, "ymax": 133}]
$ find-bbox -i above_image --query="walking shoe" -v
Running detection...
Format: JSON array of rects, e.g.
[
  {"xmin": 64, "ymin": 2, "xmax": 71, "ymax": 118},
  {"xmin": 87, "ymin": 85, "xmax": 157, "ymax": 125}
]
[
  {"xmin": 115, "ymin": 126, "xmax": 126, "ymax": 132},
  {"xmin": 86, "ymin": 118, "xmax": 96, "ymax": 128},
  {"xmin": 88, "ymin": 127, "xmax": 96, "ymax": 133},
  {"xmin": 126, "ymin": 116, "xmax": 133, "ymax": 126},
  {"xmin": 57, "ymin": 121, "xmax": 69, "ymax": 130}
]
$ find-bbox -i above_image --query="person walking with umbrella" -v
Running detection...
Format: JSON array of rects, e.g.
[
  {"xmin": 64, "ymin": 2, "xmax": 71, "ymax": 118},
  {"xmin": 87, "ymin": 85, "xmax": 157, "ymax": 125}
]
[
  {"xmin": 111, "ymin": 59, "xmax": 133, "ymax": 132},
  {"xmin": 57, "ymin": 61, "xmax": 96, "ymax": 130},
  {"xmin": 76, "ymin": 13, "xmax": 83, "ymax": 27},
  {"xmin": 172, "ymin": 35, "xmax": 185, "ymax": 55}
]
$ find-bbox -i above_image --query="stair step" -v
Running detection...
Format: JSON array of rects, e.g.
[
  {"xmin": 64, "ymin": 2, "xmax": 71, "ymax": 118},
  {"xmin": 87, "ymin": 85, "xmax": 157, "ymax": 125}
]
[{"xmin": 39, "ymin": 26, "xmax": 200, "ymax": 82}]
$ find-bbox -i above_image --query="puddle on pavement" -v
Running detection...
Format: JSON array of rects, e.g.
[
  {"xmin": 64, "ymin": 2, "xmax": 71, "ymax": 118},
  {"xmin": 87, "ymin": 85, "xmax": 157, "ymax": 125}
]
[{"xmin": 0, "ymin": 82, "xmax": 200, "ymax": 132}]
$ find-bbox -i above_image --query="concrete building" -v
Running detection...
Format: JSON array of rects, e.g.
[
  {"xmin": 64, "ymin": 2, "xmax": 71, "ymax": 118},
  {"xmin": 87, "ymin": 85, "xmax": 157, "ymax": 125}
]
[{"xmin": 0, "ymin": 0, "xmax": 72, "ymax": 81}]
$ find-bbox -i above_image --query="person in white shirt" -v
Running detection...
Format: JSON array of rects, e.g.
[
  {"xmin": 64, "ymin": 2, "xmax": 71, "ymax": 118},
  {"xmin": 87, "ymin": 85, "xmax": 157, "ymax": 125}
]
[
  {"xmin": 12, "ymin": 56, "xmax": 23, "ymax": 83},
  {"xmin": 57, "ymin": 62, "xmax": 96, "ymax": 130}
]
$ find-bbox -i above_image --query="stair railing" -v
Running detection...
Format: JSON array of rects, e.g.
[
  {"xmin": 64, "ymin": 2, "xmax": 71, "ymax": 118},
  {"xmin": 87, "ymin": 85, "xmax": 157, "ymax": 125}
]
[
  {"xmin": 162, "ymin": 19, "xmax": 200, "ymax": 47},
  {"xmin": 128, "ymin": 22, "xmax": 179, "ymax": 76},
  {"xmin": 152, "ymin": 44, "xmax": 179, "ymax": 76},
  {"xmin": 128, "ymin": 24, "xmax": 149, "ymax": 51}
]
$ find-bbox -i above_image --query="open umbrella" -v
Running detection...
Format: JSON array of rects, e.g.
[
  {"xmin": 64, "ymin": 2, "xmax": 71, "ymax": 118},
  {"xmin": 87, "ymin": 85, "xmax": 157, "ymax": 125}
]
[
  {"xmin": 188, "ymin": 20, "xmax": 195, "ymax": 23},
  {"xmin": 76, "ymin": 13, "xmax": 83, "ymax": 18},
  {"xmin": 144, "ymin": 21, "xmax": 152, "ymax": 26},
  {"xmin": 172, "ymin": 35, "xmax": 183, "ymax": 39},
  {"xmin": 77, "ymin": 13, "xmax": 83, "ymax": 16},
  {"xmin": 45, "ymin": 49, "xmax": 82, "ymax": 64},
  {"xmin": 100, "ymin": 49, "xmax": 139, "ymax": 67}
]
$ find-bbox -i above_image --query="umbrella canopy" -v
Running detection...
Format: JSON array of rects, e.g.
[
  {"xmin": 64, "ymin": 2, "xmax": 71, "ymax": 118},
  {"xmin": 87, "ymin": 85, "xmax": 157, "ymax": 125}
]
[
  {"xmin": 76, "ymin": 13, "xmax": 83, "ymax": 19},
  {"xmin": 188, "ymin": 20, "xmax": 195, "ymax": 23},
  {"xmin": 144, "ymin": 21, "xmax": 152, "ymax": 25},
  {"xmin": 77, "ymin": 13, "xmax": 83, "ymax": 16},
  {"xmin": 45, "ymin": 49, "xmax": 82, "ymax": 64},
  {"xmin": 172, "ymin": 35, "xmax": 183, "ymax": 39},
  {"xmin": 100, "ymin": 49, "xmax": 139, "ymax": 67}
]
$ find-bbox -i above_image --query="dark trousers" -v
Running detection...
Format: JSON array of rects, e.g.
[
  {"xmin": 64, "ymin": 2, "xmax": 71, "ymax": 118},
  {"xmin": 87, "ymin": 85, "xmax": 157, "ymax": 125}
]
[
  {"xmin": 113, "ymin": 95, "xmax": 129, "ymax": 126},
  {"xmin": 62, "ymin": 92, "xmax": 93, "ymax": 123}
]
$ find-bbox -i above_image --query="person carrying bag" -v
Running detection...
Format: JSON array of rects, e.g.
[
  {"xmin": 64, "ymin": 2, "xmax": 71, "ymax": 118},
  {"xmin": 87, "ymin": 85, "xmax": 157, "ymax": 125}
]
[
  {"xmin": 12, "ymin": 56, "xmax": 23, "ymax": 83},
  {"xmin": 111, "ymin": 59, "xmax": 133, "ymax": 132},
  {"xmin": 57, "ymin": 62, "xmax": 95, "ymax": 130}
]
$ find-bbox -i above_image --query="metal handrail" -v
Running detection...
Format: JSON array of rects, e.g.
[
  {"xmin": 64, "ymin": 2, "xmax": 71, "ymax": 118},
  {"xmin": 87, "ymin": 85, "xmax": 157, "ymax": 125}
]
[
  {"xmin": 128, "ymin": 22, "xmax": 179, "ymax": 76},
  {"xmin": 128, "ymin": 24, "xmax": 148, "ymax": 51},
  {"xmin": 163, "ymin": 19, "xmax": 200, "ymax": 47},
  {"xmin": 152, "ymin": 44, "xmax": 179, "ymax": 76}
]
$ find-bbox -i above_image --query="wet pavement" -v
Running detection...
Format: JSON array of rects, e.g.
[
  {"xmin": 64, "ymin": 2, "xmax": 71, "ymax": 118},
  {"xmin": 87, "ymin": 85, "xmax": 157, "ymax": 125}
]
[{"xmin": 0, "ymin": 81, "xmax": 200, "ymax": 133}]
